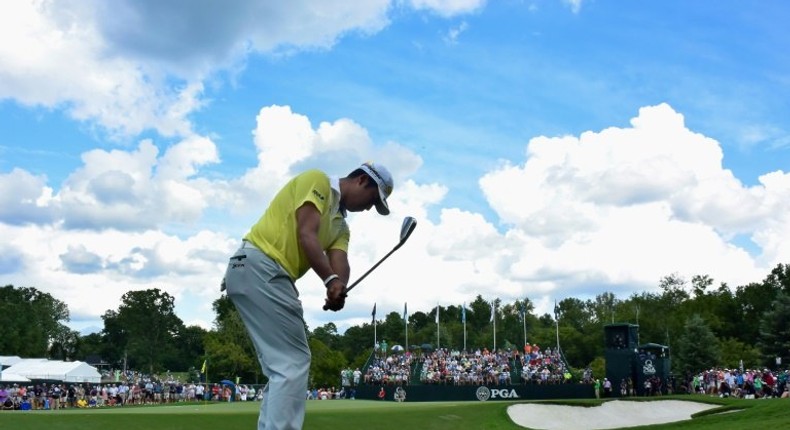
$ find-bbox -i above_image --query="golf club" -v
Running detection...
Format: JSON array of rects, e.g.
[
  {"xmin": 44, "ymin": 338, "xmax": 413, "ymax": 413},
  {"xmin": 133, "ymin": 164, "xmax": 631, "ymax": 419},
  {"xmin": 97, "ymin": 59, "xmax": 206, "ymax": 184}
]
[{"xmin": 323, "ymin": 216, "xmax": 417, "ymax": 310}]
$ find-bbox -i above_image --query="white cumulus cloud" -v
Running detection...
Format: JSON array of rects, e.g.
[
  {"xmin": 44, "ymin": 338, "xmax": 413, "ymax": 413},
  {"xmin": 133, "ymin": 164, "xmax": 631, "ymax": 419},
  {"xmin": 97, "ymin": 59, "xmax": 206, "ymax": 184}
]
[{"xmin": 0, "ymin": 0, "xmax": 484, "ymax": 139}]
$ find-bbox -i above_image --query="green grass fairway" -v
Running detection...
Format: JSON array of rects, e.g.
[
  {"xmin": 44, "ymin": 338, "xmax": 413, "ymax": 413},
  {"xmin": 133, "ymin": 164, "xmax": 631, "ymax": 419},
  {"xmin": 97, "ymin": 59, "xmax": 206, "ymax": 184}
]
[{"xmin": 0, "ymin": 395, "xmax": 787, "ymax": 430}]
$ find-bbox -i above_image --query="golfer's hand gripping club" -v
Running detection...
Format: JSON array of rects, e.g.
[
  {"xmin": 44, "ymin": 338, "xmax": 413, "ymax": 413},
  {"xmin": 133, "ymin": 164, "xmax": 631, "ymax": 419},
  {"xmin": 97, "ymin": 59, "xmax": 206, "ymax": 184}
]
[{"xmin": 323, "ymin": 281, "xmax": 347, "ymax": 312}]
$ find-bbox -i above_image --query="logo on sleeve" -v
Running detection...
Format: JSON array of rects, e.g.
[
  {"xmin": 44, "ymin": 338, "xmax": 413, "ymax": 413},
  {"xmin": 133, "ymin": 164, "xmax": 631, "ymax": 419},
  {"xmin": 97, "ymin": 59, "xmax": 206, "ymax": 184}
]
[{"xmin": 312, "ymin": 189, "xmax": 326, "ymax": 201}]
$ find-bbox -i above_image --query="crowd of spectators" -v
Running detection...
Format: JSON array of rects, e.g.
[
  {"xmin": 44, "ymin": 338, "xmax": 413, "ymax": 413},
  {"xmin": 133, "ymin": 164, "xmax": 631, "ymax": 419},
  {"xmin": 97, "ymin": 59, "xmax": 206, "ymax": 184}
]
[
  {"xmin": 418, "ymin": 348, "xmax": 514, "ymax": 385},
  {"xmin": 0, "ymin": 369, "xmax": 264, "ymax": 411},
  {"xmin": 518, "ymin": 344, "xmax": 573, "ymax": 384},
  {"xmin": 598, "ymin": 375, "xmax": 665, "ymax": 398},
  {"xmin": 7, "ymin": 353, "xmax": 788, "ymax": 412},
  {"xmin": 680, "ymin": 367, "xmax": 790, "ymax": 399},
  {"xmin": 304, "ymin": 367, "xmax": 367, "ymax": 401},
  {"xmin": 595, "ymin": 368, "xmax": 790, "ymax": 399},
  {"xmin": 355, "ymin": 344, "xmax": 575, "ymax": 387},
  {"xmin": 306, "ymin": 386, "xmax": 355, "ymax": 400},
  {"xmin": 363, "ymin": 352, "xmax": 413, "ymax": 386}
]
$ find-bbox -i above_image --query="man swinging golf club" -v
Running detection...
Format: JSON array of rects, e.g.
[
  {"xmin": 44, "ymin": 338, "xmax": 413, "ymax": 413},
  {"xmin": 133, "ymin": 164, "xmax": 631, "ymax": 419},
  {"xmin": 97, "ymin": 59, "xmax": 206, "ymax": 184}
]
[{"xmin": 223, "ymin": 162, "xmax": 394, "ymax": 430}]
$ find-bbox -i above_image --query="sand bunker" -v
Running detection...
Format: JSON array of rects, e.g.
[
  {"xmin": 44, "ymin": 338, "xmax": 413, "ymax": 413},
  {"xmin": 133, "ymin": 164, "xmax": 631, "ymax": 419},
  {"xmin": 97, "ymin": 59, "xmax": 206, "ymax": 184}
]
[{"xmin": 507, "ymin": 400, "xmax": 717, "ymax": 430}]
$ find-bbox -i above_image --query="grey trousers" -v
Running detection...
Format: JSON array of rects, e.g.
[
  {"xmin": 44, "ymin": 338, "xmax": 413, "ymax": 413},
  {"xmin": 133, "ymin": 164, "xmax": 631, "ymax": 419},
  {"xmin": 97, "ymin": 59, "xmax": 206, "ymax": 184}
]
[{"xmin": 224, "ymin": 241, "xmax": 311, "ymax": 430}]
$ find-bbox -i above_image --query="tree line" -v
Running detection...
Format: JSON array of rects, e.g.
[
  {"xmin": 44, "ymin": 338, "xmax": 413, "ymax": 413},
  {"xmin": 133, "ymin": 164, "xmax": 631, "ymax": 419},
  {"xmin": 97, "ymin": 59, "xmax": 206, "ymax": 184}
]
[{"xmin": 1, "ymin": 263, "xmax": 788, "ymax": 387}]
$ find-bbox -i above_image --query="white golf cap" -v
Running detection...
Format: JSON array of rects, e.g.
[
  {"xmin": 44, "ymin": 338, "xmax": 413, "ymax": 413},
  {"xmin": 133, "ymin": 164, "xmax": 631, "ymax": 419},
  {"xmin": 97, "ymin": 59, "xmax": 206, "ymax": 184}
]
[{"xmin": 359, "ymin": 161, "xmax": 393, "ymax": 215}]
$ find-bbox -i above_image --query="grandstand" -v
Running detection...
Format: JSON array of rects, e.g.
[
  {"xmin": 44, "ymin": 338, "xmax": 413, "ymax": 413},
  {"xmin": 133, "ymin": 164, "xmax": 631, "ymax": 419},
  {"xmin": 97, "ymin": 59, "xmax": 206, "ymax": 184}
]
[{"xmin": 353, "ymin": 346, "xmax": 592, "ymax": 402}]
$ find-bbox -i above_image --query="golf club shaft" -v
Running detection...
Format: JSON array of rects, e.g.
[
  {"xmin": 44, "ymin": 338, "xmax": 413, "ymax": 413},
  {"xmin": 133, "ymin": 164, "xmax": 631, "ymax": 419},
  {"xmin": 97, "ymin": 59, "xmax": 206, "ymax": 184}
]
[
  {"xmin": 323, "ymin": 216, "xmax": 416, "ymax": 311},
  {"xmin": 322, "ymin": 244, "xmax": 400, "ymax": 311},
  {"xmin": 345, "ymin": 243, "xmax": 402, "ymax": 294}
]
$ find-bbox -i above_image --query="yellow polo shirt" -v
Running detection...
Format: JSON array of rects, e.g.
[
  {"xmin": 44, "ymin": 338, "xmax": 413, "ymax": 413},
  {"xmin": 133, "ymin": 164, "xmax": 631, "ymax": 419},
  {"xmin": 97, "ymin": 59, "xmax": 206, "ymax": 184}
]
[{"xmin": 245, "ymin": 169, "xmax": 350, "ymax": 280}]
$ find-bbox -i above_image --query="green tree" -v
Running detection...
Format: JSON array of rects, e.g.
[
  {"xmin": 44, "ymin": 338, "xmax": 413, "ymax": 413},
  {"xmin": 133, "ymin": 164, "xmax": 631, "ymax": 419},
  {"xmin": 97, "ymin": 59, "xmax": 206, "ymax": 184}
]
[
  {"xmin": 674, "ymin": 314, "xmax": 720, "ymax": 374},
  {"xmin": 734, "ymin": 281, "xmax": 779, "ymax": 344},
  {"xmin": 99, "ymin": 309, "xmax": 128, "ymax": 365},
  {"xmin": 204, "ymin": 295, "xmax": 259, "ymax": 383},
  {"xmin": 0, "ymin": 285, "xmax": 71, "ymax": 357},
  {"xmin": 718, "ymin": 337, "xmax": 761, "ymax": 370},
  {"xmin": 730, "ymin": 265, "xmax": 789, "ymax": 344},
  {"xmin": 77, "ymin": 332, "xmax": 105, "ymax": 361},
  {"xmin": 312, "ymin": 323, "xmax": 340, "ymax": 350},
  {"xmin": 380, "ymin": 311, "xmax": 409, "ymax": 349},
  {"xmin": 102, "ymin": 288, "xmax": 183, "ymax": 373},
  {"xmin": 308, "ymin": 337, "xmax": 346, "ymax": 388},
  {"xmin": 590, "ymin": 292, "xmax": 619, "ymax": 325},
  {"xmin": 169, "ymin": 325, "xmax": 208, "ymax": 372},
  {"xmin": 554, "ymin": 297, "xmax": 600, "ymax": 367},
  {"xmin": 203, "ymin": 331, "xmax": 257, "ymax": 383},
  {"xmin": 764, "ymin": 263, "xmax": 790, "ymax": 292},
  {"xmin": 758, "ymin": 292, "xmax": 790, "ymax": 368},
  {"xmin": 48, "ymin": 326, "xmax": 81, "ymax": 360},
  {"xmin": 683, "ymin": 275, "xmax": 733, "ymax": 336},
  {"xmin": 707, "ymin": 283, "xmax": 740, "ymax": 340},
  {"xmin": 337, "ymin": 323, "xmax": 374, "ymax": 366},
  {"xmin": 464, "ymin": 296, "xmax": 498, "ymax": 349},
  {"xmin": 588, "ymin": 356, "xmax": 606, "ymax": 382},
  {"xmin": 691, "ymin": 274, "xmax": 714, "ymax": 297}
]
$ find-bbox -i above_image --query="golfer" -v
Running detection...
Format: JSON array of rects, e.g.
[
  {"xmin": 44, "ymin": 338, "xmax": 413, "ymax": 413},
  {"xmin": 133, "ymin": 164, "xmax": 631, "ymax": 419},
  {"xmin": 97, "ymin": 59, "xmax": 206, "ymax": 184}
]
[{"xmin": 224, "ymin": 162, "xmax": 394, "ymax": 430}]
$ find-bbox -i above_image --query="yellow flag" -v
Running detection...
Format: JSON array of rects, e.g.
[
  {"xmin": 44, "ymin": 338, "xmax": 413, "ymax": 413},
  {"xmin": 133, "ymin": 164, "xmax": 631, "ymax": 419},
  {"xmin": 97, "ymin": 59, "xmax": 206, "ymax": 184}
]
[{"xmin": 201, "ymin": 360, "xmax": 207, "ymax": 374}]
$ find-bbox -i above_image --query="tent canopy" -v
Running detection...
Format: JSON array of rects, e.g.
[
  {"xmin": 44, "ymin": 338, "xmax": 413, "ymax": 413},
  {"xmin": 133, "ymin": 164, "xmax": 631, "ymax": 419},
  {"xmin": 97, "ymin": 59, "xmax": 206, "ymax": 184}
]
[
  {"xmin": 0, "ymin": 372, "xmax": 31, "ymax": 383},
  {"xmin": 0, "ymin": 356, "xmax": 23, "ymax": 367},
  {"xmin": 4, "ymin": 359, "xmax": 101, "ymax": 383}
]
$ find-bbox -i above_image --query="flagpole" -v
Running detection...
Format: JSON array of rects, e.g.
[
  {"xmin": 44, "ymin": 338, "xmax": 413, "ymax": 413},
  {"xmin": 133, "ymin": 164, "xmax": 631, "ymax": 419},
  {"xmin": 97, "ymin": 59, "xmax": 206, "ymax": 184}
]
[
  {"xmin": 404, "ymin": 302, "xmax": 408, "ymax": 353},
  {"xmin": 491, "ymin": 300, "xmax": 497, "ymax": 352},
  {"xmin": 462, "ymin": 303, "xmax": 467, "ymax": 352},
  {"xmin": 464, "ymin": 321, "xmax": 467, "ymax": 351},
  {"xmin": 493, "ymin": 310, "xmax": 497, "ymax": 352},
  {"xmin": 202, "ymin": 357, "xmax": 208, "ymax": 404},
  {"xmin": 554, "ymin": 300, "xmax": 561, "ymax": 354},
  {"xmin": 436, "ymin": 305, "xmax": 440, "ymax": 350},
  {"xmin": 373, "ymin": 303, "xmax": 377, "ymax": 352},
  {"xmin": 521, "ymin": 301, "xmax": 527, "ymax": 349}
]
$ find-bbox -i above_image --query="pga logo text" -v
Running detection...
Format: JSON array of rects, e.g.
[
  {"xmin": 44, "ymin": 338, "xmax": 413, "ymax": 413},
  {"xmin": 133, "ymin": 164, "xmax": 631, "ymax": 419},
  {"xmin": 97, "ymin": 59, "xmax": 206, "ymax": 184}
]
[{"xmin": 475, "ymin": 386, "xmax": 520, "ymax": 401}]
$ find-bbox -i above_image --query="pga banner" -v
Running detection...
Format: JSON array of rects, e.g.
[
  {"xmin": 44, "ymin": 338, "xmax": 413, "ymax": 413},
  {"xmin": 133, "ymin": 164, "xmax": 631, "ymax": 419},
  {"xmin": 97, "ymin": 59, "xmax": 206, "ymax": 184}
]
[{"xmin": 475, "ymin": 386, "xmax": 520, "ymax": 401}]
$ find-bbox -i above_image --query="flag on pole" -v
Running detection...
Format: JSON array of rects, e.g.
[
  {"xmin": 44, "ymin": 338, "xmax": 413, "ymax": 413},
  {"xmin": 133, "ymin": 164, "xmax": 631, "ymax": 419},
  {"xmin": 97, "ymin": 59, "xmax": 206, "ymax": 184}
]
[
  {"xmin": 403, "ymin": 302, "xmax": 408, "ymax": 321},
  {"xmin": 554, "ymin": 300, "xmax": 560, "ymax": 319},
  {"xmin": 461, "ymin": 302, "xmax": 466, "ymax": 323},
  {"xmin": 435, "ymin": 304, "xmax": 440, "ymax": 323},
  {"xmin": 490, "ymin": 301, "xmax": 496, "ymax": 322},
  {"xmin": 372, "ymin": 303, "xmax": 377, "ymax": 323},
  {"xmin": 519, "ymin": 301, "xmax": 526, "ymax": 322},
  {"xmin": 201, "ymin": 360, "xmax": 207, "ymax": 374}
]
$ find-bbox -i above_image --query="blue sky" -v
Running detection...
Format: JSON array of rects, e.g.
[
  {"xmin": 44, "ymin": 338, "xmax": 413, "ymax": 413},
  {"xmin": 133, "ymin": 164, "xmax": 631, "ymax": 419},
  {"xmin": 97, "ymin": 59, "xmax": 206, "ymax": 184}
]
[{"xmin": 1, "ymin": 0, "xmax": 788, "ymax": 335}]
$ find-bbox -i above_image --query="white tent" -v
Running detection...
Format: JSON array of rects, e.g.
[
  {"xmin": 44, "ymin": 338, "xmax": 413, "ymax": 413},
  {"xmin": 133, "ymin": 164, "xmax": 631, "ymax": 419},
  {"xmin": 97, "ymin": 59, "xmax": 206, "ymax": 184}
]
[
  {"xmin": 0, "ymin": 355, "xmax": 25, "ymax": 383},
  {"xmin": 4, "ymin": 359, "xmax": 101, "ymax": 383},
  {"xmin": 0, "ymin": 372, "xmax": 31, "ymax": 383},
  {"xmin": 0, "ymin": 356, "xmax": 22, "ymax": 367}
]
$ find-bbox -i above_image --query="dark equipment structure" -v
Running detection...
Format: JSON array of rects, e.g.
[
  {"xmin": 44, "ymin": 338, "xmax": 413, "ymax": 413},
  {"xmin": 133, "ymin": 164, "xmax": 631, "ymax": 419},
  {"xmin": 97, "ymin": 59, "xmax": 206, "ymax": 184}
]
[{"xmin": 604, "ymin": 323, "xmax": 671, "ymax": 396}]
